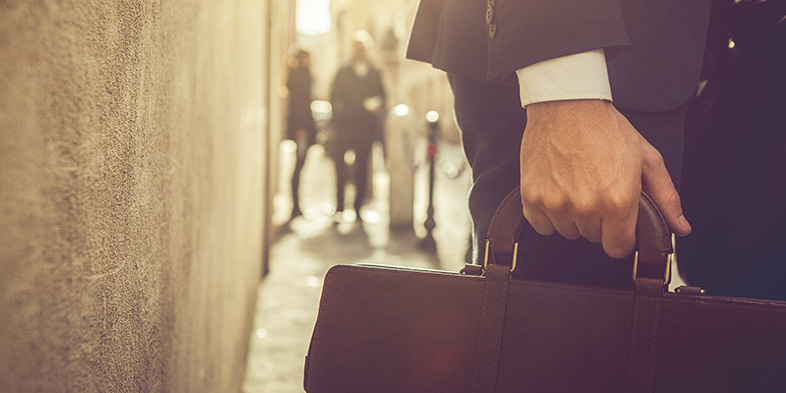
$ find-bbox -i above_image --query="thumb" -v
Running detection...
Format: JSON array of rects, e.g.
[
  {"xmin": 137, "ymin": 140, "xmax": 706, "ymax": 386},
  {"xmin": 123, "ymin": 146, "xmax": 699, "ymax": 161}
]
[{"xmin": 641, "ymin": 151, "xmax": 692, "ymax": 237}]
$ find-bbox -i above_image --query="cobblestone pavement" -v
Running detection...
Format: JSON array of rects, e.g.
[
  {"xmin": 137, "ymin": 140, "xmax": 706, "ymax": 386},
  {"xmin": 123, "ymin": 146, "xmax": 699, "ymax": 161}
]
[{"xmin": 241, "ymin": 142, "xmax": 472, "ymax": 393}]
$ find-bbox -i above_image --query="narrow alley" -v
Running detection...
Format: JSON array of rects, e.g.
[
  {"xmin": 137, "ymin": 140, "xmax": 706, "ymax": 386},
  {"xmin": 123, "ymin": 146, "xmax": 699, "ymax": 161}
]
[{"xmin": 242, "ymin": 140, "xmax": 472, "ymax": 392}]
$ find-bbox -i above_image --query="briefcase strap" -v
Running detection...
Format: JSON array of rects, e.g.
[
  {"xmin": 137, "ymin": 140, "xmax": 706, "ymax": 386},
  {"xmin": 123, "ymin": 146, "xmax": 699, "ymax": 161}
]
[
  {"xmin": 471, "ymin": 263, "xmax": 511, "ymax": 393},
  {"xmin": 628, "ymin": 277, "xmax": 665, "ymax": 393},
  {"xmin": 485, "ymin": 187, "xmax": 672, "ymax": 393}
]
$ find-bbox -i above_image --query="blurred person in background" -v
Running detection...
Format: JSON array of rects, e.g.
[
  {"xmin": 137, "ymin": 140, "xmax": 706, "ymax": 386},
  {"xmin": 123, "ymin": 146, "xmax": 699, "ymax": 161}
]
[
  {"xmin": 330, "ymin": 32, "xmax": 386, "ymax": 219},
  {"xmin": 286, "ymin": 49, "xmax": 317, "ymax": 219}
]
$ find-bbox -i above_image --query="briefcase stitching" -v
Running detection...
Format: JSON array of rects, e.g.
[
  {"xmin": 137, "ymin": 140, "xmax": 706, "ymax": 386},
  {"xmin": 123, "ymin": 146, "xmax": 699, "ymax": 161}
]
[
  {"xmin": 627, "ymin": 288, "xmax": 662, "ymax": 393},
  {"xmin": 471, "ymin": 278, "xmax": 490, "ymax": 391}
]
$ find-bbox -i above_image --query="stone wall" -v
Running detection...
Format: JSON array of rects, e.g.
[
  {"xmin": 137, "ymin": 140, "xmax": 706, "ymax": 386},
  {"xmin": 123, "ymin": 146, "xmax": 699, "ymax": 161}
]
[{"xmin": 0, "ymin": 1, "xmax": 269, "ymax": 392}]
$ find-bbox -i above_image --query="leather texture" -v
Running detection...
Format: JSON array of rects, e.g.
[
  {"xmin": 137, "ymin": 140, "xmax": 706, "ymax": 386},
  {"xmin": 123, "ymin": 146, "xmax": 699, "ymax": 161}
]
[
  {"xmin": 470, "ymin": 264, "xmax": 510, "ymax": 393},
  {"xmin": 628, "ymin": 277, "xmax": 665, "ymax": 393},
  {"xmin": 305, "ymin": 189, "xmax": 786, "ymax": 392}
]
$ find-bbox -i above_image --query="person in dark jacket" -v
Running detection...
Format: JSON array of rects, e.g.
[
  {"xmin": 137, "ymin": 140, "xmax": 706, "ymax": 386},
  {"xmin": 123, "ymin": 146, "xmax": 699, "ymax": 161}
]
[
  {"xmin": 330, "ymin": 33, "xmax": 386, "ymax": 217},
  {"xmin": 286, "ymin": 49, "xmax": 317, "ymax": 219}
]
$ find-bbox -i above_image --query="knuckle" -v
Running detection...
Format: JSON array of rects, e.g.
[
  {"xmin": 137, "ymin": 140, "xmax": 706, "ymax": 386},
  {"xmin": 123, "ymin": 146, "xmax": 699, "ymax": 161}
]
[
  {"xmin": 643, "ymin": 146, "xmax": 665, "ymax": 167},
  {"xmin": 541, "ymin": 194, "xmax": 568, "ymax": 213},
  {"xmin": 521, "ymin": 207, "xmax": 539, "ymax": 224},
  {"xmin": 571, "ymin": 198, "xmax": 598, "ymax": 218},
  {"xmin": 666, "ymin": 189, "xmax": 681, "ymax": 206},
  {"xmin": 601, "ymin": 191, "xmax": 633, "ymax": 215},
  {"xmin": 522, "ymin": 208, "xmax": 555, "ymax": 236},
  {"xmin": 520, "ymin": 187, "xmax": 542, "ymax": 206}
]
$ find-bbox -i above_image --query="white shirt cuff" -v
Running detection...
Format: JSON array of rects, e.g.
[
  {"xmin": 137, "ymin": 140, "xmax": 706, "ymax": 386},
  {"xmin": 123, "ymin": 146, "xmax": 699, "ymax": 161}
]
[{"xmin": 515, "ymin": 49, "xmax": 613, "ymax": 108}]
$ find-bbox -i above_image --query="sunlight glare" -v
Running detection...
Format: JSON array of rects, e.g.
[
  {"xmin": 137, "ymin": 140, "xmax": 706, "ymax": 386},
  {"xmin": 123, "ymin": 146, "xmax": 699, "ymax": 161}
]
[{"xmin": 297, "ymin": 0, "xmax": 331, "ymax": 36}]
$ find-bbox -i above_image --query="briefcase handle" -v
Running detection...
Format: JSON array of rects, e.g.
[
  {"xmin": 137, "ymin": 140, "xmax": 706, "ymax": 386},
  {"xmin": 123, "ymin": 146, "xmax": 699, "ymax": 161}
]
[{"xmin": 485, "ymin": 187, "xmax": 673, "ymax": 283}]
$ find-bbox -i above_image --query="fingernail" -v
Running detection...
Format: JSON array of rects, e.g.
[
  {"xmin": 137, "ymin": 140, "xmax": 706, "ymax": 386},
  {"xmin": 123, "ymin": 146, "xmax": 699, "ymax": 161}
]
[{"xmin": 679, "ymin": 215, "xmax": 691, "ymax": 229}]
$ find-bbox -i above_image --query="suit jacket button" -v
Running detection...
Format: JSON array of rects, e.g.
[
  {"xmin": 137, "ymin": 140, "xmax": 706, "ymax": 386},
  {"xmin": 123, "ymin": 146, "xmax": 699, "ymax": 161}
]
[
  {"xmin": 486, "ymin": 7, "xmax": 494, "ymax": 25},
  {"xmin": 488, "ymin": 22, "xmax": 497, "ymax": 38},
  {"xmin": 488, "ymin": 0, "xmax": 496, "ymax": 7}
]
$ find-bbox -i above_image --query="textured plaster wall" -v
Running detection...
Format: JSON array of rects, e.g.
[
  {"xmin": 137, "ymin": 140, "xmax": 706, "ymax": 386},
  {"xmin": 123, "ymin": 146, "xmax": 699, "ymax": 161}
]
[{"xmin": 0, "ymin": 1, "xmax": 267, "ymax": 392}]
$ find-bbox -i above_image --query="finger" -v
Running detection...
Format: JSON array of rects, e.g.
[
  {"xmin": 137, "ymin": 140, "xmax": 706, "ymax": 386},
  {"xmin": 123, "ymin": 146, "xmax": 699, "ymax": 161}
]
[
  {"xmin": 641, "ymin": 150, "xmax": 692, "ymax": 236},
  {"xmin": 548, "ymin": 214, "xmax": 582, "ymax": 240},
  {"xmin": 600, "ymin": 205, "xmax": 638, "ymax": 259},
  {"xmin": 522, "ymin": 204, "xmax": 556, "ymax": 236},
  {"xmin": 575, "ymin": 217, "xmax": 602, "ymax": 243}
]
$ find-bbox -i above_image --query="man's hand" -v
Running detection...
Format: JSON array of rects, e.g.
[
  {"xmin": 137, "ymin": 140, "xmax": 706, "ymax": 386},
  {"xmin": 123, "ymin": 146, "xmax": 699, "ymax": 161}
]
[{"xmin": 520, "ymin": 99, "xmax": 692, "ymax": 258}]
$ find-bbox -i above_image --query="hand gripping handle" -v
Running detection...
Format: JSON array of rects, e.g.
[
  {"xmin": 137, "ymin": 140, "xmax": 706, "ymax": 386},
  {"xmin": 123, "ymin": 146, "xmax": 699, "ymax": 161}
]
[{"xmin": 485, "ymin": 186, "xmax": 673, "ymax": 283}]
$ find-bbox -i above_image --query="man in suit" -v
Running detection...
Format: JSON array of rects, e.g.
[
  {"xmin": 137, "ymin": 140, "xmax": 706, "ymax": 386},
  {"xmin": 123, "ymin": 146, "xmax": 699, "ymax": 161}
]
[
  {"xmin": 407, "ymin": 0, "xmax": 714, "ymax": 287},
  {"xmin": 331, "ymin": 33, "xmax": 386, "ymax": 217}
]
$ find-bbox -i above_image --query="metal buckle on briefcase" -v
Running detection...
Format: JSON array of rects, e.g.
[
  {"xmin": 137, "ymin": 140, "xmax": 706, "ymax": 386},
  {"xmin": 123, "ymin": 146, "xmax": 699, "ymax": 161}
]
[
  {"xmin": 482, "ymin": 239, "xmax": 517, "ymax": 274},
  {"xmin": 632, "ymin": 250, "xmax": 672, "ymax": 285}
]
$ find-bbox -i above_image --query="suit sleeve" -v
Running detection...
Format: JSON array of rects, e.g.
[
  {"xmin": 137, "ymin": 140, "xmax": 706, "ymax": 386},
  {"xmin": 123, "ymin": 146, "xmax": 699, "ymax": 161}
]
[
  {"xmin": 406, "ymin": 0, "xmax": 445, "ymax": 63},
  {"xmin": 407, "ymin": 0, "xmax": 630, "ymax": 82},
  {"xmin": 489, "ymin": 0, "xmax": 713, "ymax": 111},
  {"xmin": 407, "ymin": 0, "xmax": 712, "ymax": 111},
  {"xmin": 487, "ymin": 0, "xmax": 629, "ymax": 81}
]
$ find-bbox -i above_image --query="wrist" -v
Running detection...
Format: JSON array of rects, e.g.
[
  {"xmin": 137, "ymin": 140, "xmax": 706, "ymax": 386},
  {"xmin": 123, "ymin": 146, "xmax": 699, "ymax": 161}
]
[
  {"xmin": 527, "ymin": 99, "xmax": 612, "ymax": 127},
  {"xmin": 527, "ymin": 98, "xmax": 611, "ymax": 115}
]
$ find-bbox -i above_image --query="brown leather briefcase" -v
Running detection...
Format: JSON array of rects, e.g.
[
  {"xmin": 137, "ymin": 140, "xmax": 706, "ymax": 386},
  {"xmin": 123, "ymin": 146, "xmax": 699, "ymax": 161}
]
[{"xmin": 304, "ymin": 188, "xmax": 786, "ymax": 392}]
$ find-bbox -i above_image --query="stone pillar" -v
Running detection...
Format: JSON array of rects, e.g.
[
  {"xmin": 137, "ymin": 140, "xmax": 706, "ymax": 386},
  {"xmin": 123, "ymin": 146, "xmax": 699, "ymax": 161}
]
[{"xmin": 386, "ymin": 106, "xmax": 418, "ymax": 230}]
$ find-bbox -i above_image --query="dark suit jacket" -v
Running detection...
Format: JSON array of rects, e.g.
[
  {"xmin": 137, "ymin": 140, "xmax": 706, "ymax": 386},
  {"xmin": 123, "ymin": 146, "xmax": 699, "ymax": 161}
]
[
  {"xmin": 330, "ymin": 64, "xmax": 386, "ymax": 148},
  {"xmin": 407, "ymin": 0, "xmax": 713, "ymax": 112}
]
